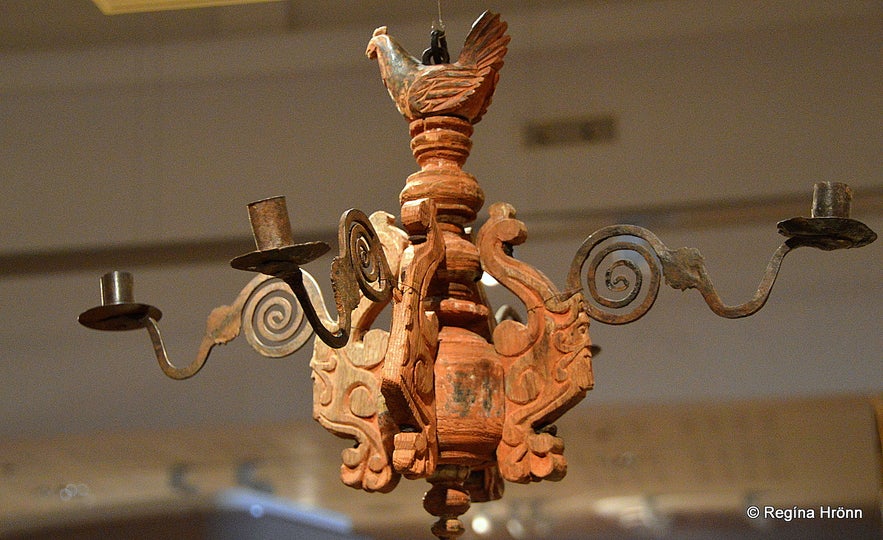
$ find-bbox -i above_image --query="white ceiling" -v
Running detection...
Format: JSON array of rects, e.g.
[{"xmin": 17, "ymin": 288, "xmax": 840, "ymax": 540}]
[{"xmin": 0, "ymin": 0, "xmax": 581, "ymax": 51}]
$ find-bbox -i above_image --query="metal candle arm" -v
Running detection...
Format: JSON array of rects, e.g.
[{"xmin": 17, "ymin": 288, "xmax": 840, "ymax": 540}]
[
  {"xmin": 568, "ymin": 182, "xmax": 876, "ymax": 325},
  {"xmin": 78, "ymin": 269, "xmax": 228, "ymax": 380},
  {"xmin": 81, "ymin": 181, "xmax": 872, "ymax": 378},
  {"xmin": 143, "ymin": 316, "xmax": 210, "ymax": 380},
  {"xmin": 77, "ymin": 185, "xmax": 876, "ymax": 375},
  {"xmin": 468, "ymin": 179, "xmax": 879, "ymax": 333},
  {"xmin": 78, "ymin": 197, "xmax": 394, "ymax": 379},
  {"xmin": 229, "ymin": 197, "xmax": 394, "ymax": 347}
]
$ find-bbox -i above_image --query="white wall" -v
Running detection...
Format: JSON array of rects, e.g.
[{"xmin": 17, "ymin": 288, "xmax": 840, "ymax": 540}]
[{"xmin": 0, "ymin": 2, "xmax": 880, "ymax": 439}]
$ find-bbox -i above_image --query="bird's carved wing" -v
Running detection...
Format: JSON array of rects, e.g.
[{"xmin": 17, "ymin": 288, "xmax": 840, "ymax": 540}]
[
  {"xmin": 368, "ymin": 11, "xmax": 510, "ymax": 123},
  {"xmin": 407, "ymin": 65, "xmax": 492, "ymax": 117}
]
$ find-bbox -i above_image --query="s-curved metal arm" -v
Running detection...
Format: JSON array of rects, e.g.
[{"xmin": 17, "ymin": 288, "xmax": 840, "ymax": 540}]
[
  {"xmin": 307, "ymin": 207, "xmax": 395, "ymax": 348},
  {"xmin": 230, "ymin": 198, "xmax": 394, "ymax": 350},
  {"xmin": 79, "ymin": 270, "xmax": 323, "ymax": 380},
  {"xmin": 567, "ymin": 225, "xmax": 795, "ymax": 324},
  {"xmin": 78, "ymin": 270, "xmax": 211, "ymax": 380},
  {"xmin": 281, "ymin": 268, "xmax": 350, "ymax": 349},
  {"xmin": 144, "ymin": 273, "xmax": 323, "ymax": 379},
  {"xmin": 144, "ymin": 316, "xmax": 207, "ymax": 380},
  {"xmin": 80, "ymin": 197, "xmax": 396, "ymax": 381},
  {"xmin": 568, "ymin": 183, "xmax": 876, "ymax": 325}
]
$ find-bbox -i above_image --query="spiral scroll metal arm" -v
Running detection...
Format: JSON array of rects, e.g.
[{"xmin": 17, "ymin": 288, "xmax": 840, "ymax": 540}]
[
  {"xmin": 79, "ymin": 271, "xmax": 321, "ymax": 380},
  {"xmin": 79, "ymin": 197, "xmax": 394, "ymax": 380},
  {"xmin": 230, "ymin": 197, "xmax": 394, "ymax": 349},
  {"xmin": 566, "ymin": 225, "xmax": 799, "ymax": 324},
  {"xmin": 568, "ymin": 183, "xmax": 876, "ymax": 325}
]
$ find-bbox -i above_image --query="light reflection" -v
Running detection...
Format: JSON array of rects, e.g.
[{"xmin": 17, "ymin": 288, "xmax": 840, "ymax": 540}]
[
  {"xmin": 470, "ymin": 513, "xmax": 492, "ymax": 535},
  {"xmin": 480, "ymin": 271, "xmax": 500, "ymax": 287},
  {"xmin": 594, "ymin": 495, "xmax": 670, "ymax": 533}
]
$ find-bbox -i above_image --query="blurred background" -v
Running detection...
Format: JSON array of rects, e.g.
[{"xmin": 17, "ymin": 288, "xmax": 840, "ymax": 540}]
[{"xmin": 1, "ymin": 1, "xmax": 880, "ymax": 538}]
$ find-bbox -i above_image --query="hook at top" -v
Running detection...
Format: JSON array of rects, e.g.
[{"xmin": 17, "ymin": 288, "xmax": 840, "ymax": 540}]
[{"xmin": 422, "ymin": 25, "xmax": 450, "ymax": 65}]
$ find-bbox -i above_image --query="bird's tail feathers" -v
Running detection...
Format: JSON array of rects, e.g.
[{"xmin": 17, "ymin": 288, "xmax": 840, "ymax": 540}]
[{"xmin": 458, "ymin": 11, "xmax": 510, "ymax": 71}]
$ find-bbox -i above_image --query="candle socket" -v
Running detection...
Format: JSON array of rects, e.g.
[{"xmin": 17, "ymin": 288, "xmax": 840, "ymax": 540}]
[
  {"xmin": 812, "ymin": 182, "xmax": 852, "ymax": 219},
  {"xmin": 248, "ymin": 196, "xmax": 295, "ymax": 251},
  {"xmin": 100, "ymin": 271, "xmax": 135, "ymax": 306},
  {"xmin": 79, "ymin": 271, "xmax": 162, "ymax": 331}
]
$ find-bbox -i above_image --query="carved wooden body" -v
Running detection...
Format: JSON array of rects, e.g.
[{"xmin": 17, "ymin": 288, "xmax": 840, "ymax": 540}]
[{"xmin": 313, "ymin": 11, "xmax": 594, "ymax": 539}]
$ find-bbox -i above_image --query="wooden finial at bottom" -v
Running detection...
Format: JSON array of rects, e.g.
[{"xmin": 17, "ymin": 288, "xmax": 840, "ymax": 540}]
[{"xmin": 423, "ymin": 465, "xmax": 472, "ymax": 539}]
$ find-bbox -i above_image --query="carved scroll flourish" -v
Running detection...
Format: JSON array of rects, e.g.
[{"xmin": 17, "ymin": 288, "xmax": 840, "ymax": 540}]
[
  {"xmin": 477, "ymin": 202, "xmax": 594, "ymax": 484},
  {"xmin": 311, "ymin": 211, "xmax": 408, "ymax": 493},
  {"xmin": 312, "ymin": 328, "xmax": 400, "ymax": 493},
  {"xmin": 381, "ymin": 198, "xmax": 445, "ymax": 479},
  {"xmin": 568, "ymin": 224, "xmax": 796, "ymax": 324}
]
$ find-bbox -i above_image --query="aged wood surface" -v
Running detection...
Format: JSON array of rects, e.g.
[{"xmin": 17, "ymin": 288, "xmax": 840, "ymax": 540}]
[
  {"xmin": 310, "ymin": 211, "xmax": 407, "ymax": 494},
  {"xmin": 382, "ymin": 198, "xmax": 445, "ymax": 479},
  {"xmin": 365, "ymin": 11, "xmax": 510, "ymax": 124},
  {"xmin": 477, "ymin": 203, "xmax": 594, "ymax": 484},
  {"xmin": 345, "ymin": 10, "xmax": 596, "ymax": 538}
]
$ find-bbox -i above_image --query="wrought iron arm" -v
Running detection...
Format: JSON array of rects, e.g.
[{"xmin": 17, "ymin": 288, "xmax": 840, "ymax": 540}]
[
  {"xmin": 79, "ymin": 196, "xmax": 395, "ymax": 380},
  {"xmin": 144, "ymin": 316, "xmax": 208, "ymax": 380},
  {"xmin": 79, "ymin": 271, "xmax": 320, "ymax": 380},
  {"xmin": 568, "ymin": 182, "xmax": 876, "ymax": 325},
  {"xmin": 566, "ymin": 224, "xmax": 795, "ymax": 324},
  {"xmin": 230, "ymin": 197, "xmax": 394, "ymax": 349}
]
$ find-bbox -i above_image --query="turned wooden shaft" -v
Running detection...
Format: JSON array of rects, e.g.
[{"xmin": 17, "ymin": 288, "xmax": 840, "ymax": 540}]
[
  {"xmin": 402, "ymin": 117, "xmax": 481, "ymax": 229},
  {"xmin": 402, "ymin": 117, "xmax": 490, "ymax": 332},
  {"xmin": 402, "ymin": 116, "xmax": 504, "ymax": 467}
]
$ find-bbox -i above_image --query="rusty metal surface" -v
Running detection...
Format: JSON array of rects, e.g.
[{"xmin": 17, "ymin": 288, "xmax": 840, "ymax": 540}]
[
  {"xmin": 247, "ymin": 196, "xmax": 296, "ymax": 251},
  {"xmin": 80, "ymin": 195, "xmax": 395, "ymax": 381},
  {"xmin": 229, "ymin": 241, "xmax": 330, "ymax": 276},
  {"xmin": 777, "ymin": 217, "xmax": 877, "ymax": 250},
  {"xmin": 232, "ymin": 201, "xmax": 393, "ymax": 350},
  {"xmin": 78, "ymin": 270, "xmax": 325, "ymax": 380},
  {"xmin": 568, "ymin": 224, "xmax": 797, "ymax": 323},
  {"xmin": 568, "ymin": 183, "xmax": 877, "ymax": 324},
  {"xmin": 778, "ymin": 182, "xmax": 877, "ymax": 250},
  {"xmin": 78, "ymin": 271, "xmax": 163, "ymax": 331}
]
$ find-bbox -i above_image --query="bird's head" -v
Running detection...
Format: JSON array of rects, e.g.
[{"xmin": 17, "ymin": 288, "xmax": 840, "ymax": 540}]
[{"xmin": 365, "ymin": 26, "xmax": 388, "ymax": 59}]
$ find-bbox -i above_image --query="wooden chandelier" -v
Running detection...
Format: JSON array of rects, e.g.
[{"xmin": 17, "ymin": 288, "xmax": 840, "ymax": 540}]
[{"xmin": 79, "ymin": 11, "xmax": 876, "ymax": 539}]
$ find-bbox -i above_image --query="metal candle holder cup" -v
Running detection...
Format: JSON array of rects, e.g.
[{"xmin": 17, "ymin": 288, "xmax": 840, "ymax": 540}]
[
  {"xmin": 777, "ymin": 182, "xmax": 876, "ymax": 250},
  {"xmin": 100, "ymin": 270, "xmax": 134, "ymax": 306},
  {"xmin": 78, "ymin": 270, "xmax": 218, "ymax": 380},
  {"xmin": 230, "ymin": 196, "xmax": 330, "ymax": 276},
  {"xmin": 248, "ymin": 196, "xmax": 296, "ymax": 251},
  {"xmin": 78, "ymin": 271, "xmax": 162, "ymax": 331},
  {"xmin": 812, "ymin": 181, "xmax": 851, "ymax": 218}
]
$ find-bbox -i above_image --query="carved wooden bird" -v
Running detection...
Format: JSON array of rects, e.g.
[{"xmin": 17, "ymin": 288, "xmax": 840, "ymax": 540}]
[{"xmin": 366, "ymin": 11, "xmax": 510, "ymax": 124}]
